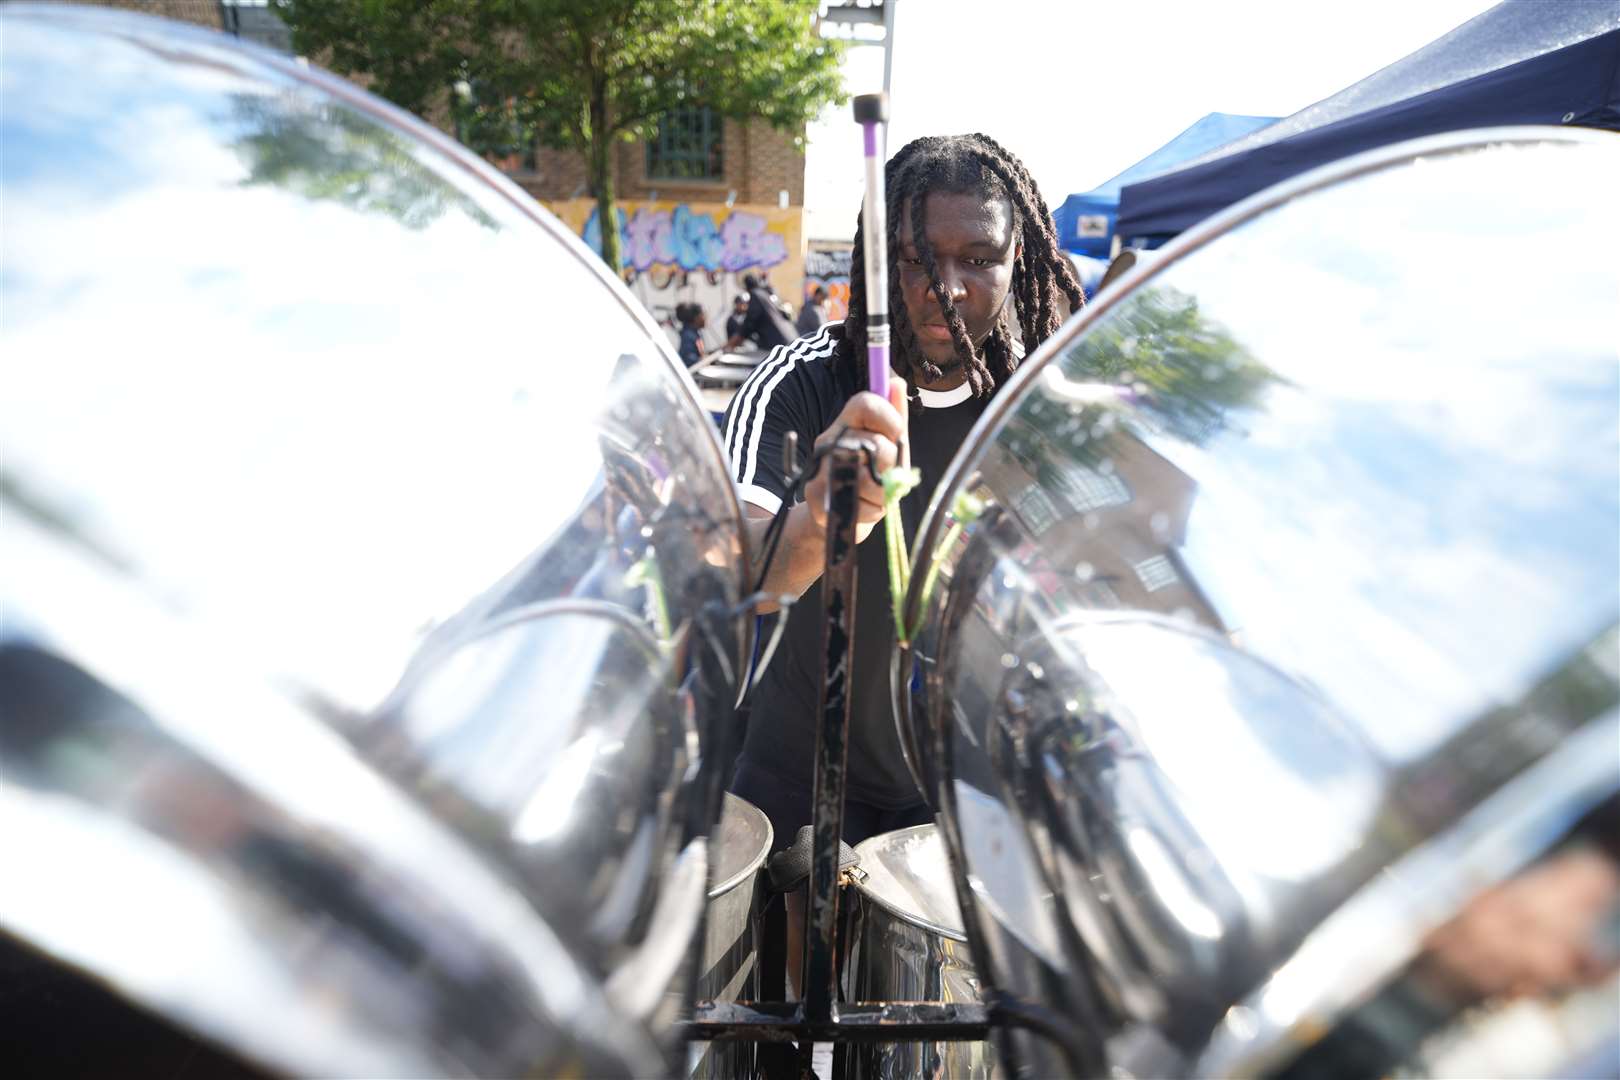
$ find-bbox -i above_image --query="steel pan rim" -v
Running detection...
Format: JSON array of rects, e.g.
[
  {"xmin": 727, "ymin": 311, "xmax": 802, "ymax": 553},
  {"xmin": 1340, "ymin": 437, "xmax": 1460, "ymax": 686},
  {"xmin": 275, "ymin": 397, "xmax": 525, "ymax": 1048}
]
[
  {"xmin": 851, "ymin": 825, "xmax": 967, "ymax": 942},
  {"xmin": 896, "ymin": 124, "xmax": 1620, "ymax": 805},
  {"xmin": 708, "ymin": 793, "xmax": 773, "ymax": 901}
]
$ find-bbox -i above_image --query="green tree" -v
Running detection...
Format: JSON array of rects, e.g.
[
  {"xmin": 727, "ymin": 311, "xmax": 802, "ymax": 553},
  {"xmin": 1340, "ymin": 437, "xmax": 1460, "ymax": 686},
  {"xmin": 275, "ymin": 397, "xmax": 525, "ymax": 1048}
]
[{"xmin": 271, "ymin": 0, "xmax": 846, "ymax": 272}]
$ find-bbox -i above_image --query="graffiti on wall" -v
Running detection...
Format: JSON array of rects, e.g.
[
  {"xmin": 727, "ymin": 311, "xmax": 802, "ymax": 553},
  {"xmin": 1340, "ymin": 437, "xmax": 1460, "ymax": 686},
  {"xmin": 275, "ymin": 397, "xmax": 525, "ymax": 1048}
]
[
  {"xmin": 585, "ymin": 205, "xmax": 790, "ymax": 272},
  {"xmin": 545, "ymin": 198, "xmax": 803, "ymax": 344},
  {"xmin": 804, "ymin": 246, "xmax": 852, "ymax": 323}
]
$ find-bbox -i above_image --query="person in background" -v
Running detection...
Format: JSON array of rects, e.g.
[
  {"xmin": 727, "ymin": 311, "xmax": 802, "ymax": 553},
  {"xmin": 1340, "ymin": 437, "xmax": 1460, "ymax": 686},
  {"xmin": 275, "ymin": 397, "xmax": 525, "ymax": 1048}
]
[
  {"xmin": 761, "ymin": 275, "xmax": 795, "ymax": 320},
  {"xmin": 796, "ymin": 284, "xmax": 829, "ymax": 337},
  {"xmin": 675, "ymin": 302, "xmax": 706, "ymax": 369},
  {"xmin": 722, "ymin": 132, "xmax": 1083, "ymax": 850},
  {"xmin": 724, "ymin": 294, "xmax": 749, "ymax": 344},
  {"xmin": 723, "ymin": 273, "xmax": 796, "ymax": 353}
]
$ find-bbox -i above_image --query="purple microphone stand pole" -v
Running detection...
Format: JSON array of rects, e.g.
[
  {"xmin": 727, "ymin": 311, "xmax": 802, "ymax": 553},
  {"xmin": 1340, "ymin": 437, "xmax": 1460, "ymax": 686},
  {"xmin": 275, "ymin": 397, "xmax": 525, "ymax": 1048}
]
[{"xmin": 855, "ymin": 93, "xmax": 891, "ymax": 397}]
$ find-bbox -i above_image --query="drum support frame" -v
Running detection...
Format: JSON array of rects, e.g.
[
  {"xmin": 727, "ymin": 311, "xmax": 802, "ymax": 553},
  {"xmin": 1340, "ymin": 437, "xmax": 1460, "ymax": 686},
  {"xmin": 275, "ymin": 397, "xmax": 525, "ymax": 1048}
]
[{"xmin": 686, "ymin": 443, "xmax": 1091, "ymax": 1077}]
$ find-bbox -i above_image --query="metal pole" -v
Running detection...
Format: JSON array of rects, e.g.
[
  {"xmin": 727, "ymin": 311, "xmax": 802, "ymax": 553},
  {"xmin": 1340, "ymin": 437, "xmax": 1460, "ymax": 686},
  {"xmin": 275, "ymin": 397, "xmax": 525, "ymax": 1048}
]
[
  {"xmin": 803, "ymin": 441, "xmax": 863, "ymax": 1027},
  {"xmin": 853, "ymin": 93, "xmax": 891, "ymax": 398}
]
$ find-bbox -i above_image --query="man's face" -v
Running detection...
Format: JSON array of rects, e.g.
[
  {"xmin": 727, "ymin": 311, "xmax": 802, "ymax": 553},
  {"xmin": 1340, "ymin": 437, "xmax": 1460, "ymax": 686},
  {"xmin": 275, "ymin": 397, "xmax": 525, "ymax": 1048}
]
[{"xmin": 897, "ymin": 190, "xmax": 1019, "ymax": 377}]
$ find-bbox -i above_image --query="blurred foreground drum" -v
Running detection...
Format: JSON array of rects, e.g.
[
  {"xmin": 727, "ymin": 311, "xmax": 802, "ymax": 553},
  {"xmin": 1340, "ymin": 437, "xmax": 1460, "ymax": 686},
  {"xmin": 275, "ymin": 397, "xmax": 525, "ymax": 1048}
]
[
  {"xmin": 692, "ymin": 793, "xmax": 772, "ymax": 1079},
  {"xmin": 898, "ymin": 127, "xmax": 1620, "ymax": 1078},
  {"xmin": 1, "ymin": 5, "xmax": 749, "ymax": 1075},
  {"xmin": 844, "ymin": 825, "xmax": 999, "ymax": 1079}
]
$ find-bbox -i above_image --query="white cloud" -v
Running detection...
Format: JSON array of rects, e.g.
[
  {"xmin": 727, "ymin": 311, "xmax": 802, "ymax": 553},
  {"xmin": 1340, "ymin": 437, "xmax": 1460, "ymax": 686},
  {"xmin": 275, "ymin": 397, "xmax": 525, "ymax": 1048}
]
[
  {"xmin": 1028, "ymin": 135, "xmax": 1620, "ymax": 762},
  {"xmin": 3, "ymin": 83, "xmax": 669, "ymax": 711}
]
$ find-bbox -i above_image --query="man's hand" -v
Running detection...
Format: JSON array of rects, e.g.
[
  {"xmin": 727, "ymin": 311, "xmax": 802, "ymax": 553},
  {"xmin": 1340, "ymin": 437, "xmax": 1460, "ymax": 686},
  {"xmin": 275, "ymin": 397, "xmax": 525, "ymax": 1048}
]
[
  {"xmin": 743, "ymin": 376, "xmax": 909, "ymax": 607},
  {"xmin": 803, "ymin": 376, "xmax": 909, "ymax": 544},
  {"xmin": 1418, "ymin": 846, "xmax": 1620, "ymax": 1002}
]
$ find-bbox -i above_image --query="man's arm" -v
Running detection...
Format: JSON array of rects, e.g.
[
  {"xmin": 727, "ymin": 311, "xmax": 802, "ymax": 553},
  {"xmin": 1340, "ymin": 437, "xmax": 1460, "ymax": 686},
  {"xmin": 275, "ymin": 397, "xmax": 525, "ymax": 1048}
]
[
  {"xmin": 741, "ymin": 380, "xmax": 909, "ymax": 613},
  {"xmin": 744, "ymin": 503, "xmax": 825, "ymax": 612}
]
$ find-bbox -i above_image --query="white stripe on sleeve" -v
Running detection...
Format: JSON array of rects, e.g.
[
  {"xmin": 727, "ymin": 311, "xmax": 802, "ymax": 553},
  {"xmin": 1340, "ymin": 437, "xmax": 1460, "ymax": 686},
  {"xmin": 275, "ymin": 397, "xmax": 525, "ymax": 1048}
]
[
  {"xmin": 737, "ymin": 484, "xmax": 783, "ymax": 515},
  {"xmin": 724, "ymin": 325, "xmax": 835, "ymax": 484},
  {"xmin": 739, "ymin": 329, "xmax": 837, "ymax": 490},
  {"xmin": 725, "ymin": 343, "xmax": 796, "ymax": 480}
]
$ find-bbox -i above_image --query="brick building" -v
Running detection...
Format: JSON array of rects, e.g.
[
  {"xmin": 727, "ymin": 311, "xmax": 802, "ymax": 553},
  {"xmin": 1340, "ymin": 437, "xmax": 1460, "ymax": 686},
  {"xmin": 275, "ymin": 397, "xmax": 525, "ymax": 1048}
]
[
  {"xmin": 506, "ymin": 116, "xmax": 805, "ymax": 212},
  {"xmin": 89, "ymin": 0, "xmax": 223, "ymax": 29},
  {"xmin": 512, "ymin": 111, "xmax": 810, "ymax": 340},
  {"xmin": 90, "ymin": 1, "xmax": 293, "ymax": 51}
]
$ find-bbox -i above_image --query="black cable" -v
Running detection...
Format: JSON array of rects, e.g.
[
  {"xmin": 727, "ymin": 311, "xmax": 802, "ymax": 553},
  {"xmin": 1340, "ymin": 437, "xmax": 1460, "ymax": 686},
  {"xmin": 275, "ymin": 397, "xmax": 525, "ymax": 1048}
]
[{"xmin": 735, "ymin": 435, "xmax": 886, "ymax": 707}]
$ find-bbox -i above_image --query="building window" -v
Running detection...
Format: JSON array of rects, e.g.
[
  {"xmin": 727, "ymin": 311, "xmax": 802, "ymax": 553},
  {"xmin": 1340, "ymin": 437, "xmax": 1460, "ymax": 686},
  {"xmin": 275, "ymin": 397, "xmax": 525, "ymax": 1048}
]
[
  {"xmin": 1015, "ymin": 487, "xmax": 1059, "ymax": 534},
  {"xmin": 1133, "ymin": 554, "xmax": 1180, "ymax": 592},
  {"xmin": 492, "ymin": 141, "xmax": 539, "ymax": 177},
  {"xmin": 220, "ymin": 0, "xmax": 293, "ymax": 53},
  {"xmin": 1051, "ymin": 464, "xmax": 1130, "ymax": 513},
  {"xmin": 646, "ymin": 108, "xmax": 724, "ymax": 181}
]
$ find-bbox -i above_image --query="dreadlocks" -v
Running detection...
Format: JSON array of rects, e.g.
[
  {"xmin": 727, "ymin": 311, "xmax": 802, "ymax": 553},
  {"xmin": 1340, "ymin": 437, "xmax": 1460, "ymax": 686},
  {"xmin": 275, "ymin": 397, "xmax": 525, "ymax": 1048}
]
[{"xmin": 840, "ymin": 134, "xmax": 1085, "ymax": 400}]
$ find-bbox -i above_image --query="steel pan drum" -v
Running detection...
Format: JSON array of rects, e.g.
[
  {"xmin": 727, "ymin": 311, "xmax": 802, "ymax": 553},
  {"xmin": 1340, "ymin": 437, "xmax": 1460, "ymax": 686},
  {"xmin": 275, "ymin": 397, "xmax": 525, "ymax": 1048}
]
[
  {"xmin": 845, "ymin": 825, "xmax": 1000, "ymax": 1078},
  {"xmin": 899, "ymin": 128, "xmax": 1620, "ymax": 1077},
  {"xmin": 692, "ymin": 793, "xmax": 773, "ymax": 1079},
  {"xmin": 0, "ymin": 5, "xmax": 748, "ymax": 1074}
]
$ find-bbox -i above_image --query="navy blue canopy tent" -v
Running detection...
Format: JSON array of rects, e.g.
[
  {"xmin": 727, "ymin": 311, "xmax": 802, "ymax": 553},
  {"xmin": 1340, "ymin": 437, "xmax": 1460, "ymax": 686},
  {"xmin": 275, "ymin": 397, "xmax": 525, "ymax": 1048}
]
[
  {"xmin": 1116, "ymin": 1, "xmax": 1620, "ymax": 246},
  {"xmin": 1051, "ymin": 112, "xmax": 1276, "ymax": 259}
]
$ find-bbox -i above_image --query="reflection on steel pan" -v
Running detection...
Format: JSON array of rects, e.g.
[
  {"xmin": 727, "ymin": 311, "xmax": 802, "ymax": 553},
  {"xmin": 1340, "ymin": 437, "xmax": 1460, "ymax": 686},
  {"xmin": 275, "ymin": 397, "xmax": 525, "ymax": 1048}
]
[
  {"xmin": 691, "ymin": 793, "xmax": 773, "ymax": 1079},
  {"xmin": 899, "ymin": 128, "xmax": 1620, "ymax": 1076},
  {"xmin": 844, "ymin": 824, "xmax": 1000, "ymax": 1078},
  {"xmin": 0, "ymin": 643, "xmax": 660, "ymax": 1077},
  {"xmin": 372, "ymin": 599, "xmax": 708, "ymax": 1027},
  {"xmin": 0, "ymin": 4, "xmax": 749, "ymax": 1075}
]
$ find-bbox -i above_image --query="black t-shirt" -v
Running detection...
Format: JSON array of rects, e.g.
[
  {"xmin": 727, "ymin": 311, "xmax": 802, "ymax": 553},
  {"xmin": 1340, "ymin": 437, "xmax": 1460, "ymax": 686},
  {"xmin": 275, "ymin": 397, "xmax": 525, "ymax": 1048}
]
[{"xmin": 722, "ymin": 323, "xmax": 991, "ymax": 808}]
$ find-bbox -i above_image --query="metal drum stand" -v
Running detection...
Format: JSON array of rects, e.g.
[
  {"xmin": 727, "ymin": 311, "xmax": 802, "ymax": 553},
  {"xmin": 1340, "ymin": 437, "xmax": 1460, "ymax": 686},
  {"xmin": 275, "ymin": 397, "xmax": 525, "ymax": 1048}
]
[{"xmin": 685, "ymin": 441, "xmax": 1092, "ymax": 1078}]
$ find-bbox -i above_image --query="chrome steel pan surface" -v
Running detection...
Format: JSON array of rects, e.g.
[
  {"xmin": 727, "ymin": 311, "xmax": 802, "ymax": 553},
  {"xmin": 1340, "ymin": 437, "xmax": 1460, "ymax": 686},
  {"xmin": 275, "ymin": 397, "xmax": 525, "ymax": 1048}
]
[
  {"xmin": 691, "ymin": 793, "xmax": 772, "ymax": 1079},
  {"xmin": 898, "ymin": 128, "xmax": 1620, "ymax": 1077},
  {"xmin": 845, "ymin": 825, "xmax": 1000, "ymax": 1078},
  {"xmin": 1, "ymin": 4, "xmax": 750, "ymax": 1074}
]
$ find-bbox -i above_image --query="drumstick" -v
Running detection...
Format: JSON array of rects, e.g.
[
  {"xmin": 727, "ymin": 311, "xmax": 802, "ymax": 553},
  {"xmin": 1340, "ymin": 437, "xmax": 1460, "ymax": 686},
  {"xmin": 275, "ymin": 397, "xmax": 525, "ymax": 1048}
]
[{"xmin": 854, "ymin": 93, "xmax": 890, "ymax": 398}]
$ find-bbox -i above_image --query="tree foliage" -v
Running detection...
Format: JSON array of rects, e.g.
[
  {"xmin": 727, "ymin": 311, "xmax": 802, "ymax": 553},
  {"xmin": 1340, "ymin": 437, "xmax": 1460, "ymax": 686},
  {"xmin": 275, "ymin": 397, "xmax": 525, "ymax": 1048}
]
[
  {"xmin": 230, "ymin": 96, "xmax": 498, "ymax": 230},
  {"xmin": 998, "ymin": 284, "xmax": 1284, "ymax": 499},
  {"xmin": 271, "ymin": 0, "xmax": 846, "ymax": 271},
  {"xmin": 1070, "ymin": 284, "xmax": 1282, "ymax": 447}
]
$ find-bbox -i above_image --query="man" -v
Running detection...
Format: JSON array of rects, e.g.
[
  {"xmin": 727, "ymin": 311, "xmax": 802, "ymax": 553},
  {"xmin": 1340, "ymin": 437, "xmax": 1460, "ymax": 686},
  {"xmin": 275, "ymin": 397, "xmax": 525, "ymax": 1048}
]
[
  {"xmin": 721, "ymin": 134, "xmax": 1084, "ymax": 856},
  {"xmin": 795, "ymin": 284, "xmax": 829, "ymax": 337},
  {"xmin": 724, "ymin": 293, "xmax": 749, "ymax": 344},
  {"xmin": 723, "ymin": 273, "xmax": 797, "ymax": 354}
]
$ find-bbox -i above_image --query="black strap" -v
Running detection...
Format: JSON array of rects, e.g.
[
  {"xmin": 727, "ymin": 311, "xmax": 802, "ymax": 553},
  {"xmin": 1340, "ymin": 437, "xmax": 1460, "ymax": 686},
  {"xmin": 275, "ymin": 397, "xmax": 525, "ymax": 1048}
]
[{"xmin": 766, "ymin": 825, "xmax": 860, "ymax": 893}]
